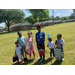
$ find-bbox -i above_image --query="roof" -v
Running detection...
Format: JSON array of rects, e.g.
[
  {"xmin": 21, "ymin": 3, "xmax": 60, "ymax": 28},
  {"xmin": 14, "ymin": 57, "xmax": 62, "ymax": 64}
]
[
  {"xmin": 0, "ymin": 28, "xmax": 4, "ymax": 29},
  {"xmin": 64, "ymin": 19, "xmax": 75, "ymax": 22},
  {"xmin": 54, "ymin": 20, "xmax": 62, "ymax": 22},
  {"xmin": 9, "ymin": 22, "xmax": 32, "ymax": 28},
  {"xmin": 33, "ymin": 20, "xmax": 53, "ymax": 25}
]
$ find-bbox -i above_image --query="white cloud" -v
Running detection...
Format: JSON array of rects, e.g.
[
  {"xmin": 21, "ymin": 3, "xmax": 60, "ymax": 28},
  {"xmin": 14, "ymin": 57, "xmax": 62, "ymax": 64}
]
[
  {"xmin": 67, "ymin": 10, "xmax": 73, "ymax": 13},
  {"xmin": 56, "ymin": 13, "xmax": 60, "ymax": 16}
]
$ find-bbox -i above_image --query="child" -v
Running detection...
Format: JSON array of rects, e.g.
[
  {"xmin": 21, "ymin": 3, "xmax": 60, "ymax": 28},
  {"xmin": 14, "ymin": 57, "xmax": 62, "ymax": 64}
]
[
  {"xmin": 26, "ymin": 31, "xmax": 36, "ymax": 60},
  {"xmin": 47, "ymin": 37, "xmax": 55, "ymax": 59},
  {"xmin": 15, "ymin": 41, "xmax": 25, "ymax": 63},
  {"xmin": 36, "ymin": 25, "xmax": 45, "ymax": 62},
  {"xmin": 55, "ymin": 34, "xmax": 65, "ymax": 61},
  {"xmin": 17, "ymin": 31, "xmax": 27, "ymax": 61}
]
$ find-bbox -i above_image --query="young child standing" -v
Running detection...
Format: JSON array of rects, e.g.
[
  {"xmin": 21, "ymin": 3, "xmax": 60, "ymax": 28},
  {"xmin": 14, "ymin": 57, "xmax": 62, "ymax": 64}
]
[
  {"xmin": 36, "ymin": 25, "xmax": 45, "ymax": 62},
  {"xmin": 17, "ymin": 31, "xmax": 27, "ymax": 61},
  {"xmin": 47, "ymin": 37, "xmax": 55, "ymax": 59},
  {"xmin": 26, "ymin": 31, "xmax": 36, "ymax": 60},
  {"xmin": 55, "ymin": 34, "xmax": 65, "ymax": 61},
  {"xmin": 15, "ymin": 41, "xmax": 25, "ymax": 63}
]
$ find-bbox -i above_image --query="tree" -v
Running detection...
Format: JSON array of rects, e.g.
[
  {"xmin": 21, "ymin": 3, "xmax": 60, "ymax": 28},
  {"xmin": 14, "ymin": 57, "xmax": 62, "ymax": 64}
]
[
  {"xmin": 54, "ymin": 16, "xmax": 60, "ymax": 20},
  {"xmin": 0, "ymin": 9, "xmax": 25, "ymax": 32},
  {"xmin": 25, "ymin": 15, "xmax": 35, "ymax": 24},
  {"xmin": 27, "ymin": 9, "xmax": 49, "ymax": 27}
]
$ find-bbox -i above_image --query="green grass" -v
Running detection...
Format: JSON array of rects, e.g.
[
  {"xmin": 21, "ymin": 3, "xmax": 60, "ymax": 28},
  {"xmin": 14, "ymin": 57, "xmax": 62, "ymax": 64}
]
[{"xmin": 0, "ymin": 22, "xmax": 75, "ymax": 65}]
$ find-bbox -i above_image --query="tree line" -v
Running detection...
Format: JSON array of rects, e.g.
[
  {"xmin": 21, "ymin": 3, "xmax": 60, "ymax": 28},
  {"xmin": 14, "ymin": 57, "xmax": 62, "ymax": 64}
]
[{"xmin": 0, "ymin": 9, "xmax": 75, "ymax": 32}]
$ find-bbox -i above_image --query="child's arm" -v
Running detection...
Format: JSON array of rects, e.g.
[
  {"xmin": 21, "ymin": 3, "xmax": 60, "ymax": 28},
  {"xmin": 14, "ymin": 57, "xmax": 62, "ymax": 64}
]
[{"xmin": 55, "ymin": 40, "xmax": 57, "ymax": 45}]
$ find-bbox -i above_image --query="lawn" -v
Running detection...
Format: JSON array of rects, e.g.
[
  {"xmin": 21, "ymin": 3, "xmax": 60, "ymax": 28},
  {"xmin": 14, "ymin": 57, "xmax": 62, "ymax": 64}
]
[{"xmin": 0, "ymin": 22, "xmax": 75, "ymax": 65}]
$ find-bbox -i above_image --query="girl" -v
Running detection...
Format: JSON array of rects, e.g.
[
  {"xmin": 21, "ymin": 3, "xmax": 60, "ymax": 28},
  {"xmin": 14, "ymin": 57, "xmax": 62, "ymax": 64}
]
[
  {"xmin": 15, "ymin": 41, "xmax": 25, "ymax": 63},
  {"xmin": 26, "ymin": 31, "xmax": 36, "ymax": 60},
  {"xmin": 55, "ymin": 34, "xmax": 65, "ymax": 61}
]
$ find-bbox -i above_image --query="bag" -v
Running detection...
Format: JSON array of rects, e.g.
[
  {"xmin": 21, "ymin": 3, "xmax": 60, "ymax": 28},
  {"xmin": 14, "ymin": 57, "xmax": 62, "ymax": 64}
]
[
  {"xmin": 39, "ymin": 49, "xmax": 44, "ymax": 56},
  {"xmin": 54, "ymin": 48, "xmax": 64, "ymax": 59},
  {"xmin": 26, "ymin": 46, "xmax": 31, "ymax": 55},
  {"xmin": 13, "ymin": 56, "xmax": 19, "ymax": 62}
]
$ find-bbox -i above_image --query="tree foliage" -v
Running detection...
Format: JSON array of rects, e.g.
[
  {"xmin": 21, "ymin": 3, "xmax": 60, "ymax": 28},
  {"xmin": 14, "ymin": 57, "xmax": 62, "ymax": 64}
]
[{"xmin": 0, "ymin": 9, "xmax": 25, "ymax": 32}]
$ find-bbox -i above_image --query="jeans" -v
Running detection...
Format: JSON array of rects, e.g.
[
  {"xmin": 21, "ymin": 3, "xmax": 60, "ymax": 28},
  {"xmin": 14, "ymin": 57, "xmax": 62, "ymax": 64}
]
[
  {"xmin": 21, "ymin": 46, "xmax": 27, "ymax": 58},
  {"xmin": 50, "ymin": 48, "xmax": 55, "ymax": 57}
]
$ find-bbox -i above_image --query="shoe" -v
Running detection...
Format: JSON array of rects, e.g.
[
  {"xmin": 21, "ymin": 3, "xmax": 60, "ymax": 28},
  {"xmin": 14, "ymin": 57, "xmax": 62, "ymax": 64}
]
[
  {"xmin": 50, "ymin": 57, "xmax": 52, "ymax": 59},
  {"xmin": 22, "ymin": 61, "xmax": 25, "ymax": 63},
  {"xmin": 42, "ymin": 59, "xmax": 45, "ymax": 63},
  {"xmin": 53, "ymin": 57, "xmax": 55, "ymax": 59},
  {"xmin": 16, "ymin": 61, "xmax": 19, "ymax": 64},
  {"xmin": 62, "ymin": 58, "xmax": 64, "ymax": 61},
  {"xmin": 38, "ymin": 58, "xmax": 42, "ymax": 61},
  {"xmin": 24, "ymin": 58, "xmax": 28, "ymax": 61}
]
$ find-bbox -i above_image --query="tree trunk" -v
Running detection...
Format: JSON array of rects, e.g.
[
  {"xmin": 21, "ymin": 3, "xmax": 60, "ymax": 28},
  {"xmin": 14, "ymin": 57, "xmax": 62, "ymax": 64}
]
[
  {"xmin": 7, "ymin": 25, "xmax": 10, "ymax": 32},
  {"xmin": 6, "ymin": 22, "xmax": 10, "ymax": 32}
]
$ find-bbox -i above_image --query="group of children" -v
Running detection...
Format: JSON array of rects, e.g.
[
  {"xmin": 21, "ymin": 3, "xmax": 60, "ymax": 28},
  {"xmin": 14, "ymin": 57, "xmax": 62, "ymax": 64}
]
[{"xmin": 14, "ymin": 25, "xmax": 65, "ymax": 63}]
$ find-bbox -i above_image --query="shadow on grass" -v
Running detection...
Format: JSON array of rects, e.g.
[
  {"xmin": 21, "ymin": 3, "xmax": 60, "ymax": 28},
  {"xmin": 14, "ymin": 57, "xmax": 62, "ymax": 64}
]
[
  {"xmin": 0, "ymin": 28, "xmax": 36, "ymax": 35},
  {"xmin": 51, "ymin": 60, "xmax": 62, "ymax": 65},
  {"xmin": 33, "ymin": 58, "xmax": 53, "ymax": 65},
  {"xmin": 13, "ymin": 59, "xmax": 34, "ymax": 65}
]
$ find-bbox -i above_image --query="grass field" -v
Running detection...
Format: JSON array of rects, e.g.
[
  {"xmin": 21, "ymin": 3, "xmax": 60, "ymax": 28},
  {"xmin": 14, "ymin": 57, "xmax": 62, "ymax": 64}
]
[{"xmin": 0, "ymin": 22, "xmax": 75, "ymax": 65}]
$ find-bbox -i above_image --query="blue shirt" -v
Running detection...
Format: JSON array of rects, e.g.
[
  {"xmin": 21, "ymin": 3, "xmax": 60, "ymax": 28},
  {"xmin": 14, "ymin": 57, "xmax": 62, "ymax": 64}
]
[
  {"xmin": 17, "ymin": 36, "xmax": 26, "ymax": 46},
  {"xmin": 36, "ymin": 32, "xmax": 45, "ymax": 44}
]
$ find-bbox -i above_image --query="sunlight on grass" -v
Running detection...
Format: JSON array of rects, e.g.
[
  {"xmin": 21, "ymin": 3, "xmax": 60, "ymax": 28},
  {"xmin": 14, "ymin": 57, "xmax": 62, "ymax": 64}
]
[{"xmin": 0, "ymin": 22, "xmax": 75, "ymax": 65}]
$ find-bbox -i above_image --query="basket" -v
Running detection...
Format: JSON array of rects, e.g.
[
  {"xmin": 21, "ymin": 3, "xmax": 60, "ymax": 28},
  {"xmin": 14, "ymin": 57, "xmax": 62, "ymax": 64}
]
[
  {"xmin": 13, "ymin": 56, "xmax": 19, "ymax": 62},
  {"xmin": 39, "ymin": 49, "xmax": 44, "ymax": 56}
]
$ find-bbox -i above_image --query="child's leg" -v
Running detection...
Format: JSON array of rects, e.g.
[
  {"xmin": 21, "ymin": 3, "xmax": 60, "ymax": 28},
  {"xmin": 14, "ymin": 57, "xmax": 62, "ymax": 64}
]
[
  {"xmin": 33, "ymin": 51, "xmax": 35, "ymax": 58},
  {"xmin": 29, "ymin": 52, "xmax": 31, "ymax": 60},
  {"xmin": 50, "ymin": 49, "xmax": 52, "ymax": 57},
  {"xmin": 52, "ymin": 49, "xmax": 55, "ymax": 57}
]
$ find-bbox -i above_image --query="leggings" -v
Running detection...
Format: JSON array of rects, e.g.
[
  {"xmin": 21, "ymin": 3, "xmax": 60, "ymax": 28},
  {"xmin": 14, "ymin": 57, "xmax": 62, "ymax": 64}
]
[{"xmin": 29, "ymin": 51, "xmax": 35, "ymax": 58}]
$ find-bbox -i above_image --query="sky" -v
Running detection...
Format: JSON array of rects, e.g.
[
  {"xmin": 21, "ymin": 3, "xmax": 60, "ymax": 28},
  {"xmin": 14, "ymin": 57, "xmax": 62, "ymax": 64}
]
[{"xmin": 0, "ymin": 9, "xmax": 73, "ymax": 27}]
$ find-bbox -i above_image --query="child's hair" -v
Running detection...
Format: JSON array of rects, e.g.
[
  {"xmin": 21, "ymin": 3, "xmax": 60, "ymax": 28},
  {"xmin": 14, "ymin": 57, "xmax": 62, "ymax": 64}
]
[
  {"xmin": 48, "ymin": 37, "xmax": 52, "ymax": 41},
  {"xmin": 17, "ymin": 31, "xmax": 21, "ymax": 35},
  {"xmin": 57, "ymin": 34, "xmax": 62, "ymax": 37},
  {"xmin": 15, "ymin": 41, "xmax": 19, "ymax": 44},
  {"xmin": 28, "ymin": 31, "xmax": 33, "ymax": 37}
]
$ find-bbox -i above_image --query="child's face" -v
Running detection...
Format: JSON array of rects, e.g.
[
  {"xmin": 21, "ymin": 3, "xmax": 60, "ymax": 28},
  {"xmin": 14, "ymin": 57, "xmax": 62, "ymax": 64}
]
[
  {"xmin": 37, "ymin": 27, "xmax": 41, "ymax": 32},
  {"xmin": 18, "ymin": 33, "xmax": 22, "ymax": 37},
  {"xmin": 57, "ymin": 35, "xmax": 61, "ymax": 39},
  {"xmin": 48, "ymin": 38, "xmax": 52, "ymax": 42},
  {"xmin": 15, "ymin": 43, "xmax": 19, "ymax": 47},
  {"xmin": 28, "ymin": 33, "xmax": 31, "ymax": 37}
]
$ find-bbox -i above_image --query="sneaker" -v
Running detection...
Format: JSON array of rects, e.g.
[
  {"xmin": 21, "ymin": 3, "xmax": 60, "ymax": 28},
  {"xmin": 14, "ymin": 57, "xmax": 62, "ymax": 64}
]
[
  {"xmin": 53, "ymin": 57, "xmax": 55, "ymax": 59},
  {"xmin": 38, "ymin": 58, "xmax": 42, "ymax": 61},
  {"xmin": 42, "ymin": 59, "xmax": 45, "ymax": 63},
  {"xmin": 62, "ymin": 58, "xmax": 64, "ymax": 61},
  {"xmin": 22, "ymin": 61, "xmax": 25, "ymax": 63},
  {"xmin": 50, "ymin": 57, "xmax": 52, "ymax": 59},
  {"xmin": 24, "ymin": 58, "xmax": 28, "ymax": 61},
  {"xmin": 16, "ymin": 61, "xmax": 19, "ymax": 63}
]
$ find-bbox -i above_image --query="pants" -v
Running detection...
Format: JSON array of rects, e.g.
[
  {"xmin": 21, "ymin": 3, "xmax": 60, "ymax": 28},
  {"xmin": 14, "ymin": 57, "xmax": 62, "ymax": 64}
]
[
  {"xmin": 21, "ymin": 46, "xmax": 27, "ymax": 58},
  {"xmin": 37, "ymin": 43, "xmax": 45, "ymax": 59},
  {"xmin": 29, "ymin": 51, "xmax": 35, "ymax": 58},
  {"xmin": 50, "ymin": 48, "xmax": 55, "ymax": 57}
]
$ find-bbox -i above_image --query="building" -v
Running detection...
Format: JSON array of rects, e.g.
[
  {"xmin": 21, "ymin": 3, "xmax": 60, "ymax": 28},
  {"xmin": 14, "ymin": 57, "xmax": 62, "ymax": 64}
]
[
  {"xmin": 33, "ymin": 20, "xmax": 54, "ymax": 26},
  {"xmin": 9, "ymin": 22, "xmax": 32, "ymax": 31},
  {"xmin": 0, "ymin": 28, "xmax": 5, "ymax": 32},
  {"xmin": 64, "ymin": 19, "xmax": 75, "ymax": 23},
  {"xmin": 33, "ymin": 20, "xmax": 63, "ymax": 27}
]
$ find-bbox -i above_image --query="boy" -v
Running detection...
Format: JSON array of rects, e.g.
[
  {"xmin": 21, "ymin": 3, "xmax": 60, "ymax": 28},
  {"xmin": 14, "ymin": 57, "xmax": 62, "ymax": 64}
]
[
  {"xmin": 17, "ymin": 31, "xmax": 27, "ymax": 61},
  {"xmin": 47, "ymin": 37, "xmax": 55, "ymax": 59},
  {"xmin": 36, "ymin": 25, "xmax": 45, "ymax": 62},
  {"xmin": 55, "ymin": 34, "xmax": 65, "ymax": 61}
]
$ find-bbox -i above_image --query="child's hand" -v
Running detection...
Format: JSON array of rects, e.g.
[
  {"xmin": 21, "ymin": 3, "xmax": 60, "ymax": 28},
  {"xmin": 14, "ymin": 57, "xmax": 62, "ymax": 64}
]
[{"xmin": 57, "ymin": 41, "xmax": 61, "ymax": 44}]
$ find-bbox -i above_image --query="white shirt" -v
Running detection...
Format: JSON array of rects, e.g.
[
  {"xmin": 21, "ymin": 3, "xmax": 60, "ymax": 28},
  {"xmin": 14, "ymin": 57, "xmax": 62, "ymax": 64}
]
[
  {"xmin": 15, "ymin": 46, "xmax": 22, "ymax": 59},
  {"xmin": 47, "ymin": 41, "xmax": 54, "ymax": 49}
]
